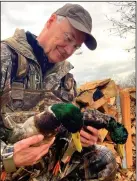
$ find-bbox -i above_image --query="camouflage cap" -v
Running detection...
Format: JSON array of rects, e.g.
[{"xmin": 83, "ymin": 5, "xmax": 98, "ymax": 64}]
[{"xmin": 54, "ymin": 3, "xmax": 97, "ymax": 50}]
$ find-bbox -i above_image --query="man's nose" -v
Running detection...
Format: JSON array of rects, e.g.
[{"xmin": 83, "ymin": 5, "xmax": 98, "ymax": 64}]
[{"xmin": 64, "ymin": 45, "xmax": 75, "ymax": 55}]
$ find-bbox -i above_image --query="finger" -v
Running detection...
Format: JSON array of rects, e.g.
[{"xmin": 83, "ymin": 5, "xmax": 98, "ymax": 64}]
[
  {"xmin": 20, "ymin": 144, "xmax": 51, "ymax": 164},
  {"xmin": 80, "ymin": 129, "xmax": 92, "ymax": 140},
  {"xmin": 23, "ymin": 134, "xmax": 44, "ymax": 146},
  {"xmin": 35, "ymin": 137, "xmax": 55, "ymax": 153},
  {"xmin": 97, "ymin": 134, "xmax": 102, "ymax": 142},
  {"xmin": 81, "ymin": 143, "xmax": 89, "ymax": 147},
  {"xmin": 37, "ymin": 147, "xmax": 50, "ymax": 159},
  {"xmin": 80, "ymin": 136, "xmax": 95, "ymax": 146},
  {"xmin": 49, "ymin": 137, "xmax": 55, "ymax": 145},
  {"xmin": 87, "ymin": 126, "xmax": 99, "ymax": 136},
  {"xmin": 35, "ymin": 137, "xmax": 55, "ymax": 160},
  {"xmin": 34, "ymin": 144, "xmax": 52, "ymax": 160},
  {"xmin": 15, "ymin": 134, "xmax": 44, "ymax": 150}
]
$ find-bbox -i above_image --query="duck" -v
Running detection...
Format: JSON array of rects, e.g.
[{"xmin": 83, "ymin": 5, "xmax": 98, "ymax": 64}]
[
  {"xmin": 82, "ymin": 109, "xmax": 128, "ymax": 144},
  {"xmin": 8, "ymin": 103, "xmax": 84, "ymax": 152},
  {"xmin": 82, "ymin": 109, "xmax": 128, "ymax": 158}
]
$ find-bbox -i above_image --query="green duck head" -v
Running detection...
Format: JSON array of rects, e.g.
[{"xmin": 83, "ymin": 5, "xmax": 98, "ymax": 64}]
[
  {"xmin": 51, "ymin": 103, "xmax": 84, "ymax": 152},
  {"xmin": 107, "ymin": 118, "xmax": 128, "ymax": 144}
]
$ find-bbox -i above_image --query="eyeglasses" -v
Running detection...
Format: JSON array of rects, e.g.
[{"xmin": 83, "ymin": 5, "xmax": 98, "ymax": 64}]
[
  {"xmin": 58, "ymin": 23, "xmax": 82, "ymax": 53},
  {"xmin": 63, "ymin": 32, "xmax": 81, "ymax": 51}
]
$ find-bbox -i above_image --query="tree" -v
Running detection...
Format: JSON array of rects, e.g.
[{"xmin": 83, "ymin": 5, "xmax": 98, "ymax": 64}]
[
  {"xmin": 115, "ymin": 71, "xmax": 136, "ymax": 88},
  {"xmin": 106, "ymin": 2, "xmax": 136, "ymax": 52},
  {"xmin": 126, "ymin": 71, "xmax": 136, "ymax": 87},
  {"xmin": 107, "ymin": 2, "xmax": 135, "ymax": 37}
]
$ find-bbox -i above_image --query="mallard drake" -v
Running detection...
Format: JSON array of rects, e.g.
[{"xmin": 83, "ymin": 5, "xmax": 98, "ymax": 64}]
[
  {"xmin": 82, "ymin": 109, "xmax": 128, "ymax": 158},
  {"xmin": 8, "ymin": 103, "xmax": 83, "ymax": 152},
  {"xmin": 82, "ymin": 109, "xmax": 128, "ymax": 144}
]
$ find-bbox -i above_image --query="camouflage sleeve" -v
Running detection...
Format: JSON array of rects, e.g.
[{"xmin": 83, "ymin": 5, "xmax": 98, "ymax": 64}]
[
  {"xmin": 0, "ymin": 43, "xmax": 13, "ymax": 172},
  {"xmin": 62, "ymin": 73, "xmax": 77, "ymax": 98},
  {"xmin": 53, "ymin": 73, "xmax": 77, "ymax": 102},
  {"xmin": 0, "ymin": 43, "xmax": 13, "ymax": 106},
  {"xmin": 1, "ymin": 139, "xmax": 16, "ymax": 175},
  {"xmin": 0, "ymin": 140, "xmax": 7, "ymax": 171}
]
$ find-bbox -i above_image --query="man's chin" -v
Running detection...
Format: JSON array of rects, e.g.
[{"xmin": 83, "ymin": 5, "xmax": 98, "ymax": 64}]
[{"xmin": 48, "ymin": 57, "xmax": 65, "ymax": 63}]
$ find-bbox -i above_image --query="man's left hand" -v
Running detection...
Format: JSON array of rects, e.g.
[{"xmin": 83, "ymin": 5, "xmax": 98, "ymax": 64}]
[{"xmin": 80, "ymin": 126, "xmax": 99, "ymax": 147}]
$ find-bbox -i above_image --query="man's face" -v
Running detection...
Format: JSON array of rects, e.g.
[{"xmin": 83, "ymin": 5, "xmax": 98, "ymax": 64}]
[{"xmin": 37, "ymin": 14, "xmax": 86, "ymax": 63}]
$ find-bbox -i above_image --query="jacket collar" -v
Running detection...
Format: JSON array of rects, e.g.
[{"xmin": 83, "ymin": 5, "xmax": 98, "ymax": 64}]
[{"xmin": 26, "ymin": 31, "xmax": 54, "ymax": 76}]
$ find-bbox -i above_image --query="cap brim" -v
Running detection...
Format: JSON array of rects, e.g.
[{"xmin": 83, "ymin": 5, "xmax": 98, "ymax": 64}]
[{"xmin": 67, "ymin": 17, "xmax": 97, "ymax": 50}]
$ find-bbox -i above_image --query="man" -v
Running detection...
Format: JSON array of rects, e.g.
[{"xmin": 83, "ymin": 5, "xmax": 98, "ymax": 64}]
[{"xmin": 0, "ymin": 3, "xmax": 116, "ymax": 181}]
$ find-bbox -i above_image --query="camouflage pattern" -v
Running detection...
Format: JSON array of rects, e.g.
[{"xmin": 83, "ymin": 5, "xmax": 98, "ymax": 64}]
[
  {"xmin": 0, "ymin": 29, "xmax": 117, "ymax": 181},
  {"xmin": 2, "ymin": 144, "xmax": 116, "ymax": 181},
  {"xmin": 1, "ymin": 29, "xmax": 75, "ymax": 111},
  {"xmin": 0, "ymin": 43, "xmax": 12, "ymax": 107},
  {"xmin": 62, "ymin": 144, "xmax": 117, "ymax": 181},
  {"xmin": 82, "ymin": 109, "xmax": 111, "ymax": 125}
]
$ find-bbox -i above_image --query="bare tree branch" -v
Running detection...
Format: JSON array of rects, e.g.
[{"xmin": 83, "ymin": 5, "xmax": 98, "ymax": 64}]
[
  {"xmin": 116, "ymin": 71, "xmax": 136, "ymax": 88},
  {"xmin": 106, "ymin": 2, "xmax": 135, "ymax": 54},
  {"xmin": 106, "ymin": 2, "xmax": 136, "ymax": 37}
]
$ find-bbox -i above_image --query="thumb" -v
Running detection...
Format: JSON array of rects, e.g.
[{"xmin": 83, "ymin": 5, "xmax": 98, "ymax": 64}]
[
  {"xmin": 49, "ymin": 137, "xmax": 55, "ymax": 145},
  {"xmin": 14, "ymin": 134, "xmax": 44, "ymax": 151}
]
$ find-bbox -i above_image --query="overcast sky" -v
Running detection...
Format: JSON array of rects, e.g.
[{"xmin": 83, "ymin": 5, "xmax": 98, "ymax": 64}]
[{"xmin": 1, "ymin": 2, "xmax": 135, "ymax": 84}]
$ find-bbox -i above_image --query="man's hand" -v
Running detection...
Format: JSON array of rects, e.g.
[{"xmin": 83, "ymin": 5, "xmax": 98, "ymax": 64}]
[
  {"xmin": 13, "ymin": 134, "xmax": 55, "ymax": 167},
  {"xmin": 80, "ymin": 126, "xmax": 99, "ymax": 147}
]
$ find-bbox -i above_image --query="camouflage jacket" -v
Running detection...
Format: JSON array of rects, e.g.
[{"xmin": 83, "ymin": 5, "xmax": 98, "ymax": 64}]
[
  {"xmin": 0, "ymin": 28, "xmax": 77, "ymax": 177},
  {"xmin": 1, "ymin": 28, "xmax": 77, "ymax": 108},
  {"xmin": 1, "ymin": 28, "xmax": 77, "ymax": 118}
]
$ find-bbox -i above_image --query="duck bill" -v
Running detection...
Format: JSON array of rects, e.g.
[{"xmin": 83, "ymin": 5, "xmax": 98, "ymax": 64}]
[
  {"xmin": 71, "ymin": 132, "xmax": 82, "ymax": 152},
  {"xmin": 117, "ymin": 144, "xmax": 124, "ymax": 158}
]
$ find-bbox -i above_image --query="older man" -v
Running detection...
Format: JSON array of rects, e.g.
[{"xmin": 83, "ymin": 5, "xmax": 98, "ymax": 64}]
[{"xmin": 1, "ymin": 3, "xmax": 116, "ymax": 181}]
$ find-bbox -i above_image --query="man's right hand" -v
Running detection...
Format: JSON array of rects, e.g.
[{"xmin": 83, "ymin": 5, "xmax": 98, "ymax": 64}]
[{"xmin": 13, "ymin": 134, "xmax": 55, "ymax": 167}]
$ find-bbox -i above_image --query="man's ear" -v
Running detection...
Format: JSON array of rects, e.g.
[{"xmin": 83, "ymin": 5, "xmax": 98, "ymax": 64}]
[{"xmin": 46, "ymin": 14, "xmax": 57, "ymax": 29}]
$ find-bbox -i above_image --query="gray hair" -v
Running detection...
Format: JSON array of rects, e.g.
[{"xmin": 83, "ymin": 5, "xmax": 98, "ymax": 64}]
[{"xmin": 56, "ymin": 15, "xmax": 65, "ymax": 23}]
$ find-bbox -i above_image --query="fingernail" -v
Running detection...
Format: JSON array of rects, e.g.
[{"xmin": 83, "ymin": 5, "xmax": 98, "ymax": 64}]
[
  {"xmin": 38, "ymin": 134, "xmax": 44, "ymax": 140},
  {"xmin": 51, "ymin": 137, "xmax": 55, "ymax": 143}
]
